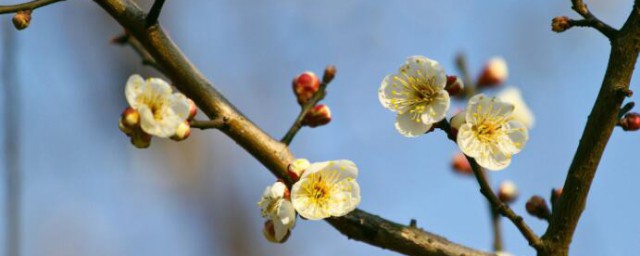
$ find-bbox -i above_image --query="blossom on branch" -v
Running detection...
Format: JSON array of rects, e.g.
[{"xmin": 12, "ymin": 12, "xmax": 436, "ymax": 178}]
[
  {"xmin": 379, "ymin": 56, "xmax": 450, "ymax": 137},
  {"xmin": 125, "ymin": 74, "xmax": 191, "ymax": 138},
  {"xmin": 456, "ymin": 94, "xmax": 529, "ymax": 170},
  {"xmin": 291, "ymin": 160, "xmax": 361, "ymax": 220},
  {"xmin": 257, "ymin": 181, "xmax": 296, "ymax": 243},
  {"xmin": 497, "ymin": 87, "xmax": 535, "ymax": 128}
]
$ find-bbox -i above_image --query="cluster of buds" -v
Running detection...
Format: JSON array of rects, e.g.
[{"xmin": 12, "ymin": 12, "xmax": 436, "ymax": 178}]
[
  {"xmin": 451, "ymin": 153, "xmax": 473, "ymax": 175},
  {"xmin": 619, "ymin": 112, "xmax": 640, "ymax": 131},
  {"xmin": 525, "ymin": 195, "xmax": 551, "ymax": 220},
  {"xmin": 497, "ymin": 180, "xmax": 519, "ymax": 203},
  {"xmin": 551, "ymin": 16, "xmax": 572, "ymax": 33},
  {"xmin": 118, "ymin": 99, "xmax": 197, "ymax": 148},
  {"xmin": 292, "ymin": 67, "xmax": 336, "ymax": 128},
  {"xmin": 12, "ymin": 10, "xmax": 32, "ymax": 30},
  {"xmin": 477, "ymin": 57, "xmax": 508, "ymax": 88}
]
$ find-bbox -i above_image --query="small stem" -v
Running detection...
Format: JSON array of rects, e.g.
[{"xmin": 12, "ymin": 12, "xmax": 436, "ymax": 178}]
[
  {"xmin": 0, "ymin": 0, "xmax": 65, "ymax": 14},
  {"xmin": 455, "ymin": 53, "xmax": 475, "ymax": 98},
  {"xmin": 491, "ymin": 207, "xmax": 503, "ymax": 252},
  {"xmin": 112, "ymin": 32, "xmax": 165, "ymax": 73},
  {"xmin": 190, "ymin": 118, "xmax": 226, "ymax": 130},
  {"xmin": 280, "ymin": 66, "xmax": 335, "ymax": 145},
  {"xmin": 617, "ymin": 101, "xmax": 635, "ymax": 119},
  {"xmin": 145, "ymin": 0, "xmax": 165, "ymax": 27}
]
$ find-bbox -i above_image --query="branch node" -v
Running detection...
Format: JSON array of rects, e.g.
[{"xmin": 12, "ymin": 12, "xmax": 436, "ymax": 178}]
[{"xmin": 145, "ymin": 0, "xmax": 165, "ymax": 28}]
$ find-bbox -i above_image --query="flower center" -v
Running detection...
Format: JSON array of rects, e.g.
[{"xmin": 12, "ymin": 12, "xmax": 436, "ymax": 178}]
[
  {"xmin": 302, "ymin": 171, "xmax": 341, "ymax": 209},
  {"xmin": 138, "ymin": 93, "xmax": 167, "ymax": 120},
  {"xmin": 472, "ymin": 122, "xmax": 502, "ymax": 143}
]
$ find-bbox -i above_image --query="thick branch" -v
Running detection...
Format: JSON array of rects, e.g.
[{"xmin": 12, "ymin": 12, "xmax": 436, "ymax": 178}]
[
  {"xmin": 540, "ymin": 2, "xmax": 640, "ymax": 255},
  {"xmin": 93, "ymin": 1, "xmax": 494, "ymax": 255},
  {"xmin": 0, "ymin": 0, "xmax": 65, "ymax": 14}
]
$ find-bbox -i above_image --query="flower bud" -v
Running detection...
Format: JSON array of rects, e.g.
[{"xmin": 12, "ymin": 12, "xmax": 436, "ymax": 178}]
[
  {"xmin": 445, "ymin": 75, "xmax": 464, "ymax": 96},
  {"xmin": 497, "ymin": 180, "xmax": 518, "ymax": 203},
  {"xmin": 121, "ymin": 107, "xmax": 140, "ymax": 128},
  {"xmin": 322, "ymin": 65, "xmax": 337, "ymax": 84},
  {"xmin": 449, "ymin": 110, "xmax": 466, "ymax": 135},
  {"xmin": 292, "ymin": 71, "xmax": 320, "ymax": 105},
  {"xmin": 303, "ymin": 104, "xmax": 331, "ymax": 128},
  {"xmin": 170, "ymin": 121, "xmax": 191, "ymax": 141},
  {"xmin": 619, "ymin": 112, "xmax": 640, "ymax": 131},
  {"xmin": 526, "ymin": 195, "xmax": 551, "ymax": 220},
  {"xmin": 551, "ymin": 16, "xmax": 571, "ymax": 32},
  {"xmin": 118, "ymin": 120, "xmax": 134, "ymax": 136},
  {"xmin": 451, "ymin": 153, "xmax": 473, "ymax": 175},
  {"xmin": 187, "ymin": 99, "xmax": 198, "ymax": 120},
  {"xmin": 131, "ymin": 131, "xmax": 152, "ymax": 149},
  {"xmin": 288, "ymin": 158, "xmax": 310, "ymax": 181},
  {"xmin": 550, "ymin": 187, "xmax": 563, "ymax": 207},
  {"xmin": 477, "ymin": 57, "xmax": 508, "ymax": 88},
  {"xmin": 12, "ymin": 10, "xmax": 32, "ymax": 31},
  {"xmin": 263, "ymin": 220, "xmax": 290, "ymax": 243}
]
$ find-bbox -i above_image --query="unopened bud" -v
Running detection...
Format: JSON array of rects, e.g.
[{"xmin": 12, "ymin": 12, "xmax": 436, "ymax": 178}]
[
  {"xmin": 445, "ymin": 75, "xmax": 464, "ymax": 96},
  {"xmin": 131, "ymin": 131, "xmax": 152, "ymax": 149},
  {"xmin": 477, "ymin": 57, "xmax": 508, "ymax": 88},
  {"xmin": 288, "ymin": 158, "xmax": 310, "ymax": 181},
  {"xmin": 551, "ymin": 16, "xmax": 571, "ymax": 32},
  {"xmin": 292, "ymin": 71, "xmax": 320, "ymax": 105},
  {"xmin": 171, "ymin": 121, "xmax": 191, "ymax": 141},
  {"xmin": 526, "ymin": 195, "xmax": 551, "ymax": 220},
  {"xmin": 550, "ymin": 187, "xmax": 563, "ymax": 207},
  {"xmin": 118, "ymin": 120, "xmax": 134, "ymax": 136},
  {"xmin": 449, "ymin": 111, "xmax": 466, "ymax": 138},
  {"xmin": 451, "ymin": 153, "xmax": 473, "ymax": 175},
  {"xmin": 12, "ymin": 10, "xmax": 32, "ymax": 30},
  {"xmin": 303, "ymin": 104, "xmax": 331, "ymax": 127},
  {"xmin": 263, "ymin": 220, "xmax": 290, "ymax": 243},
  {"xmin": 187, "ymin": 99, "xmax": 198, "ymax": 120},
  {"xmin": 620, "ymin": 112, "xmax": 640, "ymax": 131},
  {"xmin": 497, "ymin": 180, "xmax": 519, "ymax": 203},
  {"xmin": 121, "ymin": 107, "xmax": 140, "ymax": 128},
  {"xmin": 323, "ymin": 65, "xmax": 337, "ymax": 84}
]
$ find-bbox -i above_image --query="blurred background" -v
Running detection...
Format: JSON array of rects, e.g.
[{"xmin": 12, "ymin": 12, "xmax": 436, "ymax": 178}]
[{"xmin": 0, "ymin": 0, "xmax": 638, "ymax": 255}]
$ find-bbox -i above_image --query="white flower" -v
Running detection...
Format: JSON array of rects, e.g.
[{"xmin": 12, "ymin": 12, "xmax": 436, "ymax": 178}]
[
  {"xmin": 257, "ymin": 181, "xmax": 296, "ymax": 243},
  {"xmin": 456, "ymin": 94, "xmax": 529, "ymax": 171},
  {"xmin": 379, "ymin": 56, "xmax": 450, "ymax": 137},
  {"xmin": 291, "ymin": 160, "xmax": 360, "ymax": 220},
  {"xmin": 497, "ymin": 87, "xmax": 535, "ymax": 128},
  {"xmin": 125, "ymin": 74, "xmax": 191, "ymax": 138},
  {"xmin": 496, "ymin": 251, "xmax": 515, "ymax": 256}
]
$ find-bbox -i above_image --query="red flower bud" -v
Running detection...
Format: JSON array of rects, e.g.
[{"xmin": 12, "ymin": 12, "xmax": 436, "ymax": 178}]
[
  {"xmin": 497, "ymin": 180, "xmax": 518, "ymax": 203},
  {"xmin": 477, "ymin": 57, "xmax": 508, "ymax": 88},
  {"xmin": 551, "ymin": 16, "xmax": 571, "ymax": 32},
  {"xmin": 445, "ymin": 75, "xmax": 464, "ymax": 96},
  {"xmin": 292, "ymin": 71, "xmax": 320, "ymax": 105},
  {"xmin": 526, "ymin": 195, "xmax": 551, "ymax": 220},
  {"xmin": 170, "ymin": 121, "xmax": 191, "ymax": 141},
  {"xmin": 451, "ymin": 153, "xmax": 473, "ymax": 176},
  {"xmin": 620, "ymin": 112, "xmax": 640, "ymax": 131},
  {"xmin": 187, "ymin": 99, "xmax": 198, "ymax": 120},
  {"xmin": 121, "ymin": 107, "xmax": 140, "ymax": 128},
  {"xmin": 302, "ymin": 104, "xmax": 331, "ymax": 128}
]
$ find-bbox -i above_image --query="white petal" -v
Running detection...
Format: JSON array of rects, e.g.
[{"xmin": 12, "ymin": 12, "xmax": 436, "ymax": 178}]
[
  {"xmin": 170, "ymin": 93, "xmax": 191, "ymax": 121},
  {"xmin": 290, "ymin": 179, "xmax": 331, "ymax": 220},
  {"xmin": 420, "ymin": 91, "xmax": 450, "ymax": 124},
  {"xmin": 139, "ymin": 105, "xmax": 182, "ymax": 138},
  {"xmin": 395, "ymin": 112, "xmax": 432, "ymax": 137},
  {"xmin": 456, "ymin": 123, "xmax": 482, "ymax": 158},
  {"xmin": 316, "ymin": 160, "xmax": 358, "ymax": 180},
  {"xmin": 272, "ymin": 216, "xmax": 288, "ymax": 241},
  {"xmin": 299, "ymin": 161, "xmax": 331, "ymax": 179},
  {"xmin": 402, "ymin": 56, "xmax": 447, "ymax": 90},
  {"xmin": 276, "ymin": 200, "xmax": 296, "ymax": 227},
  {"xmin": 125, "ymin": 74, "xmax": 145, "ymax": 109},
  {"xmin": 378, "ymin": 75, "xmax": 394, "ymax": 110},
  {"xmin": 270, "ymin": 181, "xmax": 287, "ymax": 198},
  {"xmin": 498, "ymin": 87, "xmax": 535, "ymax": 128},
  {"xmin": 147, "ymin": 77, "xmax": 172, "ymax": 96},
  {"xmin": 465, "ymin": 94, "xmax": 514, "ymax": 124},
  {"xmin": 328, "ymin": 178, "xmax": 360, "ymax": 217},
  {"xmin": 502, "ymin": 121, "xmax": 529, "ymax": 154},
  {"xmin": 475, "ymin": 145, "xmax": 512, "ymax": 171},
  {"xmin": 450, "ymin": 110, "xmax": 467, "ymax": 130}
]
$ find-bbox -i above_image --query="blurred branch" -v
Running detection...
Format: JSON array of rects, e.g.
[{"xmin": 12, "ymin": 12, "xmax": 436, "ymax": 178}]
[
  {"xmin": 112, "ymin": 32, "xmax": 165, "ymax": 73},
  {"xmin": 3, "ymin": 21, "xmax": 22, "ymax": 256},
  {"xmin": 541, "ymin": 2, "xmax": 640, "ymax": 255},
  {"xmin": 280, "ymin": 66, "xmax": 334, "ymax": 145},
  {"xmin": 93, "ymin": 1, "xmax": 495, "ymax": 255},
  {"xmin": 0, "ymin": 0, "xmax": 65, "ymax": 14}
]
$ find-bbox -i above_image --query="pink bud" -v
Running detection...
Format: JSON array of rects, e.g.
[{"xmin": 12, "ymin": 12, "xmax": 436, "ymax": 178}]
[
  {"xmin": 292, "ymin": 71, "xmax": 320, "ymax": 105},
  {"xmin": 171, "ymin": 121, "xmax": 191, "ymax": 141},
  {"xmin": 497, "ymin": 180, "xmax": 518, "ymax": 203},
  {"xmin": 187, "ymin": 99, "xmax": 198, "ymax": 120},
  {"xmin": 303, "ymin": 104, "xmax": 331, "ymax": 128},
  {"xmin": 121, "ymin": 107, "xmax": 140, "ymax": 128},
  {"xmin": 287, "ymin": 159, "xmax": 310, "ymax": 182},
  {"xmin": 526, "ymin": 195, "xmax": 550, "ymax": 220},
  {"xmin": 451, "ymin": 153, "xmax": 473, "ymax": 175},
  {"xmin": 477, "ymin": 57, "xmax": 508, "ymax": 88},
  {"xmin": 445, "ymin": 75, "xmax": 464, "ymax": 96},
  {"xmin": 620, "ymin": 112, "xmax": 640, "ymax": 131}
]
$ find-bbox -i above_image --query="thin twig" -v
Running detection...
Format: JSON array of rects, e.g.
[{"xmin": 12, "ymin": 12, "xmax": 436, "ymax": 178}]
[
  {"xmin": 280, "ymin": 67, "xmax": 335, "ymax": 145},
  {"xmin": 455, "ymin": 53, "xmax": 475, "ymax": 98},
  {"xmin": 190, "ymin": 118, "xmax": 227, "ymax": 130},
  {"xmin": 145, "ymin": 0, "xmax": 165, "ymax": 27},
  {"xmin": 569, "ymin": 0, "xmax": 618, "ymax": 38},
  {"xmin": 0, "ymin": 0, "xmax": 65, "ymax": 14},
  {"xmin": 112, "ymin": 33, "xmax": 165, "ymax": 73}
]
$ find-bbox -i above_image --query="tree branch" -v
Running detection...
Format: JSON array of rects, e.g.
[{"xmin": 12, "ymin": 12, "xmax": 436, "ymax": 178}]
[
  {"xmin": 93, "ymin": 1, "xmax": 495, "ymax": 255},
  {"xmin": 112, "ymin": 32, "xmax": 165, "ymax": 73},
  {"xmin": 569, "ymin": 0, "xmax": 618, "ymax": 38},
  {"xmin": 540, "ymin": 2, "xmax": 640, "ymax": 255},
  {"xmin": 145, "ymin": 0, "xmax": 165, "ymax": 27},
  {"xmin": 0, "ymin": 0, "xmax": 65, "ymax": 14}
]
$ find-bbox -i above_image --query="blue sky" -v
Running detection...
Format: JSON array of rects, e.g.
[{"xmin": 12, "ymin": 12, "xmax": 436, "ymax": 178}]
[{"xmin": 0, "ymin": 0, "xmax": 638, "ymax": 255}]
